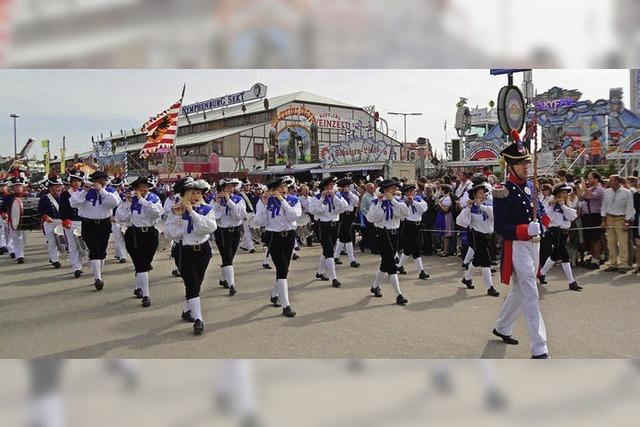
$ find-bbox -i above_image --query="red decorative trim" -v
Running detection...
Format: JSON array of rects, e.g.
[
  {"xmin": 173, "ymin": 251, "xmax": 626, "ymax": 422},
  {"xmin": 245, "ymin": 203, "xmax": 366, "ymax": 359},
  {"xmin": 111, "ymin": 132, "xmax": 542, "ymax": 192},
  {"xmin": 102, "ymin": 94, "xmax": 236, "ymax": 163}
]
[
  {"xmin": 515, "ymin": 224, "xmax": 531, "ymax": 240},
  {"xmin": 501, "ymin": 240, "xmax": 513, "ymax": 285}
]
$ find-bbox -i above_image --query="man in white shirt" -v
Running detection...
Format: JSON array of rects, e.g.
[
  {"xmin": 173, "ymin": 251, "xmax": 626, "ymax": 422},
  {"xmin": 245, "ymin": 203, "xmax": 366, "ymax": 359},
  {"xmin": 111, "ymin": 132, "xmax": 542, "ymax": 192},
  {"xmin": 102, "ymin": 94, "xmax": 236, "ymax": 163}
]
[{"xmin": 601, "ymin": 175, "xmax": 635, "ymax": 273}]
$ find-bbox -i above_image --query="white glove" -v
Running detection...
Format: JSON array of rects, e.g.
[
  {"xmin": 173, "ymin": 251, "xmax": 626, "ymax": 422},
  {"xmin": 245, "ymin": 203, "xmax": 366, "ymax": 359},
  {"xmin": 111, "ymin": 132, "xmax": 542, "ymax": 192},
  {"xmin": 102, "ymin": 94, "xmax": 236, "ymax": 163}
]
[{"xmin": 527, "ymin": 221, "xmax": 541, "ymax": 236}]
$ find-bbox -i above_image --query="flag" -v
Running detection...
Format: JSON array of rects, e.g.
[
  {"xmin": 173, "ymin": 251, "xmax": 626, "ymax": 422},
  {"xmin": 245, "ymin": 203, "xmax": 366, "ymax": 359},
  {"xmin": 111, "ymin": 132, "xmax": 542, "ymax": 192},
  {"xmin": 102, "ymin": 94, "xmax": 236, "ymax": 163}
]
[
  {"xmin": 60, "ymin": 148, "xmax": 65, "ymax": 172},
  {"xmin": 44, "ymin": 152, "xmax": 50, "ymax": 175},
  {"xmin": 41, "ymin": 139, "xmax": 50, "ymax": 150},
  {"xmin": 140, "ymin": 100, "xmax": 182, "ymax": 159}
]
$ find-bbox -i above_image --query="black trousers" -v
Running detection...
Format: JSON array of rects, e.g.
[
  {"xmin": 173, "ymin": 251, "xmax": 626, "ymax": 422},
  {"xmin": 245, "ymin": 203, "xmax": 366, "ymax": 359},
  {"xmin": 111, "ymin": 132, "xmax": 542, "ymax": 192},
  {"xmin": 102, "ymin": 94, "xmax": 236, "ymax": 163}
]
[
  {"xmin": 338, "ymin": 212, "xmax": 355, "ymax": 243},
  {"xmin": 399, "ymin": 221, "xmax": 422, "ymax": 259},
  {"xmin": 265, "ymin": 230, "xmax": 296, "ymax": 279},
  {"xmin": 179, "ymin": 242, "xmax": 212, "ymax": 300},
  {"xmin": 362, "ymin": 218, "xmax": 378, "ymax": 253},
  {"xmin": 541, "ymin": 227, "xmax": 570, "ymax": 263},
  {"xmin": 469, "ymin": 229, "xmax": 491, "ymax": 268},
  {"xmin": 124, "ymin": 226, "xmax": 159, "ymax": 273},
  {"xmin": 81, "ymin": 218, "xmax": 111, "ymax": 260},
  {"xmin": 376, "ymin": 227, "xmax": 400, "ymax": 274},
  {"xmin": 318, "ymin": 221, "xmax": 339, "ymax": 258},
  {"xmin": 214, "ymin": 226, "xmax": 241, "ymax": 267}
]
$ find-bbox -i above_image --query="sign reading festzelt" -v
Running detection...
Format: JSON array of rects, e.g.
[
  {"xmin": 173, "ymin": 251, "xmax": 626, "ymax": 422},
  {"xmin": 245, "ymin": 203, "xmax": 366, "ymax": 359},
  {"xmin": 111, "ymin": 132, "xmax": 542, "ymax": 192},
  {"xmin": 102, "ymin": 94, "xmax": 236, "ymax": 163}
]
[{"xmin": 182, "ymin": 83, "xmax": 268, "ymax": 115}]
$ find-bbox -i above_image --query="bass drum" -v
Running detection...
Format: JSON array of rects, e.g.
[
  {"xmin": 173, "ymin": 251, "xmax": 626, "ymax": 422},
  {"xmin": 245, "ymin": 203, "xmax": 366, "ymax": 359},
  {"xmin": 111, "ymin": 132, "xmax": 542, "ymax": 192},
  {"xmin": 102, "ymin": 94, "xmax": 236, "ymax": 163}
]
[{"xmin": 8, "ymin": 197, "xmax": 40, "ymax": 231}]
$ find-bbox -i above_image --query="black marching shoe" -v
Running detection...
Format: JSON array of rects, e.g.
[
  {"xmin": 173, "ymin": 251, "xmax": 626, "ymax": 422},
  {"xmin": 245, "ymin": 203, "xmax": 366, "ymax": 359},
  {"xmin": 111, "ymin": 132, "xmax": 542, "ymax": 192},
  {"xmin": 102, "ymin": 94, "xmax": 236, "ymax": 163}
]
[
  {"xmin": 229, "ymin": 286, "xmax": 237, "ymax": 296},
  {"xmin": 461, "ymin": 263, "xmax": 469, "ymax": 270},
  {"xmin": 538, "ymin": 275, "xmax": 547, "ymax": 285},
  {"xmin": 350, "ymin": 261, "xmax": 360, "ymax": 268},
  {"xmin": 219, "ymin": 280, "xmax": 229, "ymax": 289},
  {"xmin": 331, "ymin": 279, "xmax": 342, "ymax": 288},
  {"xmin": 193, "ymin": 319, "xmax": 204, "ymax": 335},
  {"xmin": 334, "ymin": 257, "xmax": 343, "ymax": 265},
  {"xmin": 270, "ymin": 296, "xmax": 281, "ymax": 307},
  {"xmin": 568, "ymin": 281, "xmax": 583, "ymax": 291},
  {"xmin": 282, "ymin": 306, "xmax": 296, "ymax": 317},
  {"xmin": 249, "ymin": 249, "xmax": 256, "ymax": 254},
  {"xmin": 315, "ymin": 273, "xmax": 329, "ymax": 281},
  {"xmin": 306, "ymin": 237, "xmax": 313, "ymax": 247},
  {"xmin": 16, "ymin": 257, "xmax": 24, "ymax": 264},
  {"xmin": 171, "ymin": 269, "xmax": 181, "ymax": 277},
  {"xmin": 487, "ymin": 286, "xmax": 500, "ymax": 297},
  {"xmin": 142, "ymin": 296, "xmax": 151, "ymax": 307},
  {"xmin": 292, "ymin": 253, "xmax": 299, "ymax": 260},
  {"xmin": 418, "ymin": 270, "xmax": 430, "ymax": 280},
  {"xmin": 461, "ymin": 278, "xmax": 474, "ymax": 289},
  {"xmin": 10, "ymin": 252, "xmax": 16, "ymax": 259},
  {"xmin": 74, "ymin": 269, "xmax": 82, "ymax": 279},
  {"xmin": 94, "ymin": 279, "xmax": 104, "ymax": 291},
  {"xmin": 397, "ymin": 266, "xmax": 407, "ymax": 275},
  {"xmin": 262, "ymin": 263, "xmax": 272, "ymax": 270},
  {"xmin": 0, "ymin": 246, "xmax": 7, "ymax": 255},
  {"xmin": 133, "ymin": 288, "xmax": 143, "ymax": 299},
  {"xmin": 492, "ymin": 328, "xmax": 519, "ymax": 345},
  {"xmin": 118, "ymin": 258, "xmax": 127, "ymax": 264},
  {"xmin": 51, "ymin": 261, "xmax": 61, "ymax": 268},
  {"xmin": 181, "ymin": 310, "xmax": 195, "ymax": 322},
  {"xmin": 340, "ymin": 250, "xmax": 347, "ymax": 256},
  {"xmin": 370, "ymin": 286, "xmax": 383, "ymax": 298},
  {"xmin": 531, "ymin": 353, "xmax": 549, "ymax": 359},
  {"xmin": 396, "ymin": 294, "xmax": 408, "ymax": 306}
]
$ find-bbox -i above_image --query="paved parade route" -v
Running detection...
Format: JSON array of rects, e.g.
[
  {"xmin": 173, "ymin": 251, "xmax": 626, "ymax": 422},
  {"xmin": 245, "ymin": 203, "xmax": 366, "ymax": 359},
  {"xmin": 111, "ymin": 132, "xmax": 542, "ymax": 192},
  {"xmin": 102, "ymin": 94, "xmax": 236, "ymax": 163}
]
[{"xmin": 1, "ymin": 231, "xmax": 638, "ymax": 359}]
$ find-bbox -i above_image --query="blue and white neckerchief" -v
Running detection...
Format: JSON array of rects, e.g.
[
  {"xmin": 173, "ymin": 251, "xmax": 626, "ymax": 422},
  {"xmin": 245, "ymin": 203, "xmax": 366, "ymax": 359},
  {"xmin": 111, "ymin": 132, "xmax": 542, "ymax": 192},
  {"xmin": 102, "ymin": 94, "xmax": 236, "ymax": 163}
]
[
  {"xmin": 553, "ymin": 203, "xmax": 567, "ymax": 222},
  {"xmin": 131, "ymin": 195, "xmax": 143, "ymax": 214},
  {"xmin": 404, "ymin": 198, "xmax": 417, "ymax": 214},
  {"xmin": 324, "ymin": 194, "xmax": 335, "ymax": 212},
  {"xmin": 267, "ymin": 196, "xmax": 281, "ymax": 218},
  {"xmin": 340, "ymin": 191, "xmax": 350, "ymax": 204},
  {"xmin": 85, "ymin": 188, "xmax": 102, "ymax": 206},
  {"xmin": 220, "ymin": 197, "xmax": 230, "ymax": 216},
  {"xmin": 381, "ymin": 199, "xmax": 394, "ymax": 221},
  {"xmin": 471, "ymin": 204, "xmax": 489, "ymax": 221}
]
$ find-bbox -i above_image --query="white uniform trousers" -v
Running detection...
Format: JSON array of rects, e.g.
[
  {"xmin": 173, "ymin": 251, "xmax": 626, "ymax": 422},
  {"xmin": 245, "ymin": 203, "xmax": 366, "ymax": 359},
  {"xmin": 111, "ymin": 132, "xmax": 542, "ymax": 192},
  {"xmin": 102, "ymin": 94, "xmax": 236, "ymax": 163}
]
[
  {"xmin": 42, "ymin": 222, "xmax": 60, "ymax": 263},
  {"xmin": 495, "ymin": 240, "xmax": 548, "ymax": 356},
  {"xmin": 9, "ymin": 229, "xmax": 25, "ymax": 258},
  {"xmin": 0, "ymin": 218, "xmax": 9, "ymax": 249},
  {"xmin": 111, "ymin": 222, "xmax": 126, "ymax": 260},
  {"xmin": 63, "ymin": 222, "xmax": 83, "ymax": 272},
  {"xmin": 241, "ymin": 219, "xmax": 255, "ymax": 251}
]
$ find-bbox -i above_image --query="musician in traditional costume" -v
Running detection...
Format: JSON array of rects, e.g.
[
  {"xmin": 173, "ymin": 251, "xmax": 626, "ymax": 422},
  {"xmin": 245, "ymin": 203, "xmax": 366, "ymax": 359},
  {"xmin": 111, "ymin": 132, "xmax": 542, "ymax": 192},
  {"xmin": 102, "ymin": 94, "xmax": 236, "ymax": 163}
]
[
  {"xmin": 70, "ymin": 171, "xmax": 121, "ymax": 291},
  {"xmin": 163, "ymin": 185, "xmax": 183, "ymax": 277},
  {"xmin": 491, "ymin": 136, "xmax": 551, "ymax": 359},
  {"xmin": 309, "ymin": 176, "xmax": 349, "ymax": 287},
  {"xmin": 456, "ymin": 183, "xmax": 500, "ymax": 296},
  {"xmin": 37, "ymin": 174, "xmax": 64, "ymax": 269},
  {"xmin": 254, "ymin": 176, "xmax": 302, "ymax": 318},
  {"xmin": 396, "ymin": 183, "xmax": 430, "ymax": 280},
  {"xmin": 366, "ymin": 179, "xmax": 411, "ymax": 306},
  {"xmin": 538, "ymin": 183, "xmax": 582, "ymax": 291},
  {"xmin": 333, "ymin": 177, "xmax": 361, "ymax": 268},
  {"xmin": 238, "ymin": 178, "xmax": 257, "ymax": 253},
  {"xmin": 165, "ymin": 178, "xmax": 217, "ymax": 335},
  {"xmin": 116, "ymin": 176, "xmax": 164, "ymax": 307},
  {"xmin": 59, "ymin": 168, "xmax": 86, "ymax": 278},
  {"xmin": 109, "ymin": 177, "xmax": 127, "ymax": 264},
  {"xmin": 0, "ymin": 179, "xmax": 11, "ymax": 255},
  {"xmin": 2, "ymin": 174, "xmax": 29, "ymax": 263},
  {"xmin": 212, "ymin": 178, "xmax": 247, "ymax": 296}
]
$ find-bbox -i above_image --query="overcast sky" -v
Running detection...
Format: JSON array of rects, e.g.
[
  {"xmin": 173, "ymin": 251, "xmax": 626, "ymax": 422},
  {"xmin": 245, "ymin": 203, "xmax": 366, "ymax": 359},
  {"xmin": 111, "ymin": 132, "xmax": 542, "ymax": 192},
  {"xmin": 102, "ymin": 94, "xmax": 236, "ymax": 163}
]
[{"xmin": 0, "ymin": 69, "xmax": 630, "ymax": 159}]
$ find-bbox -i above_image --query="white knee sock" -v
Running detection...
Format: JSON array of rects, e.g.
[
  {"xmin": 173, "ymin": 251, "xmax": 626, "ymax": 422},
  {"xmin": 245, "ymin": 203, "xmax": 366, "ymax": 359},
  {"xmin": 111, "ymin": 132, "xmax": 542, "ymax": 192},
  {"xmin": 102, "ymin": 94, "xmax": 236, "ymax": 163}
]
[
  {"xmin": 373, "ymin": 270, "xmax": 387, "ymax": 288},
  {"xmin": 464, "ymin": 247, "xmax": 475, "ymax": 264},
  {"xmin": 334, "ymin": 241, "xmax": 344, "ymax": 258},
  {"xmin": 277, "ymin": 279, "xmax": 290, "ymax": 308},
  {"xmin": 464, "ymin": 264, "xmax": 474, "ymax": 281},
  {"xmin": 183, "ymin": 299, "xmax": 190, "ymax": 313},
  {"xmin": 90, "ymin": 259, "xmax": 102, "ymax": 281},
  {"xmin": 135, "ymin": 273, "xmax": 142, "ymax": 291},
  {"xmin": 414, "ymin": 257, "xmax": 424, "ymax": 272},
  {"xmin": 397, "ymin": 253, "xmax": 409, "ymax": 268},
  {"xmin": 100, "ymin": 258, "xmax": 105, "ymax": 269},
  {"xmin": 317, "ymin": 255, "xmax": 326, "ymax": 274},
  {"xmin": 325, "ymin": 257, "xmax": 337, "ymax": 280},
  {"xmin": 139, "ymin": 272, "xmax": 150, "ymax": 297},
  {"xmin": 345, "ymin": 242, "xmax": 356, "ymax": 262},
  {"xmin": 222, "ymin": 265, "xmax": 234, "ymax": 287},
  {"xmin": 540, "ymin": 257, "xmax": 555, "ymax": 275},
  {"xmin": 389, "ymin": 274, "xmax": 403, "ymax": 296},
  {"xmin": 189, "ymin": 297, "xmax": 202, "ymax": 321},
  {"xmin": 561, "ymin": 262, "xmax": 575, "ymax": 283},
  {"xmin": 271, "ymin": 279, "xmax": 279, "ymax": 298},
  {"xmin": 263, "ymin": 253, "xmax": 270, "ymax": 265},
  {"xmin": 481, "ymin": 267, "xmax": 493, "ymax": 289}
]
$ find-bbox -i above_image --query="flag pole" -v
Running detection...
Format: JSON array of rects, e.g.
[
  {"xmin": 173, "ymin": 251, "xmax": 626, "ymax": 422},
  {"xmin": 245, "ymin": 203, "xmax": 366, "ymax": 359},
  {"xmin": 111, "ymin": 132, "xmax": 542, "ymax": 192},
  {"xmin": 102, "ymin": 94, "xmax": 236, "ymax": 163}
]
[{"xmin": 168, "ymin": 83, "xmax": 186, "ymax": 184}]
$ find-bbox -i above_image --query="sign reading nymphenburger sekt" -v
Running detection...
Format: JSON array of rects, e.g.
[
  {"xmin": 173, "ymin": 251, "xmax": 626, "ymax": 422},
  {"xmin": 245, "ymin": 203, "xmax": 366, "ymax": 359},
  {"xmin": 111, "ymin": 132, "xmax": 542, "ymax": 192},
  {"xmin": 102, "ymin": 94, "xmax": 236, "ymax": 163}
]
[{"xmin": 182, "ymin": 83, "xmax": 267, "ymax": 115}]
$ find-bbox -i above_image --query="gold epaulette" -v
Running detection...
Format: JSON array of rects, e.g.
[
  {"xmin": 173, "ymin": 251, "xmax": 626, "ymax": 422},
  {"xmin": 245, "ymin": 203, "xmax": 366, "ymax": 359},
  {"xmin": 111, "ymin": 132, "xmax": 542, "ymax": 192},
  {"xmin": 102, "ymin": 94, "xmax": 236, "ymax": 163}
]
[{"xmin": 492, "ymin": 186, "xmax": 509, "ymax": 199}]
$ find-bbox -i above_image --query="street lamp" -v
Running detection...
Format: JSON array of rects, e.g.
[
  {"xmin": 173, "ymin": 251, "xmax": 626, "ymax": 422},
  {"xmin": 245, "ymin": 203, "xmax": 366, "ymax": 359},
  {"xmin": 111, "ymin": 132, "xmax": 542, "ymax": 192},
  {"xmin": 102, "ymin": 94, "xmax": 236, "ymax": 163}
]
[
  {"xmin": 10, "ymin": 113, "xmax": 19, "ymax": 158},
  {"xmin": 387, "ymin": 111, "xmax": 423, "ymax": 145}
]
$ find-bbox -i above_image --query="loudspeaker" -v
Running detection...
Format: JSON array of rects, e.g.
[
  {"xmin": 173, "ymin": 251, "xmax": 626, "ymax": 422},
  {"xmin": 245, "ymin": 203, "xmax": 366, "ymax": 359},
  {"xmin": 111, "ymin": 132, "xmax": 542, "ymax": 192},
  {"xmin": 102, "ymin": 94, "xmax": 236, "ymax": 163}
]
[{"xmin": 451, "ymin": 139, "xmax": 461, "ymax": 161}]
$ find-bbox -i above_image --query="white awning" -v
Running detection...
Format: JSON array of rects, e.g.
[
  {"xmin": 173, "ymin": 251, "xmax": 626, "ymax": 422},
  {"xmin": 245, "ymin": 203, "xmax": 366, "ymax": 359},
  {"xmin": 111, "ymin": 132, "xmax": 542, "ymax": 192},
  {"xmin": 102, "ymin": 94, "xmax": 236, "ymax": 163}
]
[
  {"xmin": 447, "ymin": 159, "xmax": 499, "ymax": 167},
  {"xmin": 310, "ymin": 162, "xmax": 386, "ymax": 174},
  {"xmin": 250, "ymin": 163, "xmax": 321, "ymax": 175}
]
